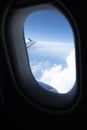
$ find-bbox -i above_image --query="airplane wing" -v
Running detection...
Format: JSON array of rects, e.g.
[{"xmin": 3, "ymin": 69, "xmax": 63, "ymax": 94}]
[
  {"xmin": 26, "ymin": 38, "xmax": 37, "ymax": 48},
  {"xmin": 38, "ymin": 81, "xmax": 58, "ymax": 93}
]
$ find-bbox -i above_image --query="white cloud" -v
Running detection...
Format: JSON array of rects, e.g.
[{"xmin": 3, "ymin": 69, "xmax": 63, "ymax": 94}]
[
  {"xmin": 30, "ymin": 48, "xmax": 76, "ymax": 94},
  {"xmin": 38, "ymin": 48, "xmax": 76, "ymax": 94},
  {"xmin": 30, "ymin": 61, "xmax": 50, "ymax": 76}
]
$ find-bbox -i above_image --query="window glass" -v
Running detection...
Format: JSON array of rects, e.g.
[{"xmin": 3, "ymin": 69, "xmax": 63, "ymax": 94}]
[{"xmin": 24, "ymin": 9, "xmax": 76, "ymax": 94}]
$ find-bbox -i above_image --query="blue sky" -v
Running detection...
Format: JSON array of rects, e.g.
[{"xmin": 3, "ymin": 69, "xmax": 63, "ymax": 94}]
[
  {"xmin": 24, "ymin": 10, "xmax": 74, "ymax": 43},
  {"xmin": 24, "ymin": 9, "xmax": 76, "ymax": 94}
]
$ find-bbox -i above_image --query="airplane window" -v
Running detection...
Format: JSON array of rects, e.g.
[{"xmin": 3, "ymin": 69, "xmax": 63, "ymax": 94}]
[{"xmin": 24, "ymin": 9, "xmax": 76, "ymax": 94}]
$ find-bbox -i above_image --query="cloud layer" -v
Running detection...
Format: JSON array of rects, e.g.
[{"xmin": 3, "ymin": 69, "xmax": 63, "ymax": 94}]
[
  {"xmin": 39, "ymin": 49, "xmax": 76, "ymax": 93},
  {"xmin": 28, "ymin": 41, "xmax": 74, "ymax": 60},
  {"xmin": 30, "ymin": 48, "xmax": 76, "ymax": 94}
]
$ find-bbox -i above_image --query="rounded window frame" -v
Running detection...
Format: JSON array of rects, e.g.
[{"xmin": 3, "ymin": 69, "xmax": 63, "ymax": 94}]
[{"xmin": 3, "ymin": 0, "xmax": 81, "ymax": 112}]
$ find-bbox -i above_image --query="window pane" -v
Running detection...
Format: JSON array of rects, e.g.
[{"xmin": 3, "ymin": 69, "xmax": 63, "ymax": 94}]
[{"xmin": 24, "ymin": 9, "xmax": 76, "ymax": 94}]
